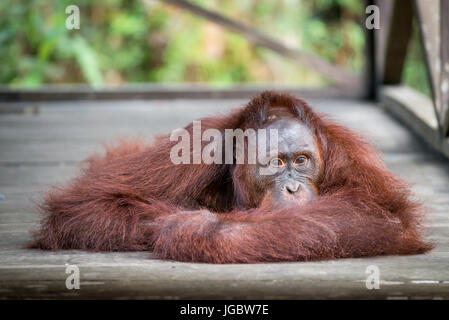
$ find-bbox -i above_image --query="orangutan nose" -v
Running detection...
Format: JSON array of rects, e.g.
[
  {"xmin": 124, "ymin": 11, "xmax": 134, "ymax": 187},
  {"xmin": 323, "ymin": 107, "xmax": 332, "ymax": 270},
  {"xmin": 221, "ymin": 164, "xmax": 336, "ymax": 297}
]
[{"xmin": 285, "ymin": 181, "xmax": 300, "ymax": 194}]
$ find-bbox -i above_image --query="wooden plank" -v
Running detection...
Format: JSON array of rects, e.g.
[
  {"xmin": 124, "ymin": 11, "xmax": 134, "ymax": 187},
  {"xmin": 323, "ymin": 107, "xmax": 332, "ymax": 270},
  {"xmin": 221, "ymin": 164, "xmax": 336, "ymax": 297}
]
[
  {"xmin": 3, "ymin": 252, "xmax": 449, "ymax": 299},
  {"xmin": 160, "ymin": 0, "xmax": 360, "ymax": 87},
  {"xmin": 0, "ymin": 99, "xmax": 429, "ymax": 164},
  {"xmin": 382, "ymin": 0, "xmax": 414, "ymax": 84},
  {"xmin": 0, "ymin": 84, "xmax": 364, "ymax": 103},
  {"xmin": 381, "ymin": 85, "xmax": 449, "ymax": 158}
]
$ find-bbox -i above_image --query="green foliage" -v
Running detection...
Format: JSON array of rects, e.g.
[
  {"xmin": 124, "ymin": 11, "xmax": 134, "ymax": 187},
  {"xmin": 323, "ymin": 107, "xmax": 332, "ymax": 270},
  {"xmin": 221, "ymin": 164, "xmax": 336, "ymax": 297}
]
[
  {"xmin": 1, "ymin": 0, "xmax": 369, "ymax": 87},
  {"xmin": 70, "ymin": 36, "xmax": 103, "ymax": 86}
]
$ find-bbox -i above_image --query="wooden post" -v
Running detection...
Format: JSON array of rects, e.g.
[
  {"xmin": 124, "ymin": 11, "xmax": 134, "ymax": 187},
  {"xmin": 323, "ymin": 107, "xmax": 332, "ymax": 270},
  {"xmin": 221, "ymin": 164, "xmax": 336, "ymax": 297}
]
[
  {"xmin": 382, "ymin": 0, "xmax": 414, "ymax": 84},
  {"xmin": 374, "ymin": 0, "xmax": 394, "ymax": 88},
  {"xmin": 364, "ymin": 0, "xmax": 378, "ymax": 100},
  {"xmin": 440, "ymin": 0, "xmax": 449, "ymax": 137}
]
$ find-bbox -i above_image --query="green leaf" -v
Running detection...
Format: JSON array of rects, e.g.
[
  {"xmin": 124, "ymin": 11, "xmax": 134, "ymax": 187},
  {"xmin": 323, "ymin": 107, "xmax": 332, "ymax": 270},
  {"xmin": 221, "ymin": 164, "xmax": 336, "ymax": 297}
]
[{"xmin": 70, "ymin": 35, "xmax": 103, "ymax": 86}]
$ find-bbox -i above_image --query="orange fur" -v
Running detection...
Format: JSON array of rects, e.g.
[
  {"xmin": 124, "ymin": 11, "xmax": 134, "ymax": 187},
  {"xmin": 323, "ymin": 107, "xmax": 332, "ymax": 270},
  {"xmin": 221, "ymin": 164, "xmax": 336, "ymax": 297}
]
[{"xmin": 28, "ymin": 92, "xmax": 432, "ymax": 263}]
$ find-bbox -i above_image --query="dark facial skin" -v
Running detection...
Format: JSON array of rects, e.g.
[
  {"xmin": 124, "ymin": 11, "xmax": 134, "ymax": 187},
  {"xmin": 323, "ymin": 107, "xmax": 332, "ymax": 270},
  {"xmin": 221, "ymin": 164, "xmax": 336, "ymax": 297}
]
[{"xmin": 246, "ymin": 116, "xmax": 324, "ymax": 209}]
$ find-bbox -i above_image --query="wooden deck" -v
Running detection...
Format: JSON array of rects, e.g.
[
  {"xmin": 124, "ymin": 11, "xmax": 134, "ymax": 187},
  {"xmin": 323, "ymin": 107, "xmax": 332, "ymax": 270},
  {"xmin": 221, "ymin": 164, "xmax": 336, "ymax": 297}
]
[{"xmin": 1, "ymin": 98, "xmax": 449, "ymax": 299}]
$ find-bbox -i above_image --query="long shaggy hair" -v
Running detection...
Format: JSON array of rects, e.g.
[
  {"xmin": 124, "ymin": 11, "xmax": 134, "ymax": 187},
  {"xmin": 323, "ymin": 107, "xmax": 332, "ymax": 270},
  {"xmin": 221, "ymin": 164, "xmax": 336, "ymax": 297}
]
[{"xmin": 28, "ymin": 91, "xmax": 432, "ymax": 263}]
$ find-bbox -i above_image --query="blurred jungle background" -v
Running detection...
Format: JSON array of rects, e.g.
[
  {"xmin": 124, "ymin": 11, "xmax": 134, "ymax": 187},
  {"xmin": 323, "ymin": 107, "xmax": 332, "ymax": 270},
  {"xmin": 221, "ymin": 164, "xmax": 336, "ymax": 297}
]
[{"xmin": 0, "ymin": 0, "xmax": 429, "ymax": 95}]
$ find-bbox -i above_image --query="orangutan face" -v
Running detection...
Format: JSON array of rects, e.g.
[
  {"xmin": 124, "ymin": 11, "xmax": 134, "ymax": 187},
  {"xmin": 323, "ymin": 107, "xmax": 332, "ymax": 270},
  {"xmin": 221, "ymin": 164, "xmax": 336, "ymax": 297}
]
[{"xmin": 244, "ymin": 116, "xmax": 324, "ymax": 208}]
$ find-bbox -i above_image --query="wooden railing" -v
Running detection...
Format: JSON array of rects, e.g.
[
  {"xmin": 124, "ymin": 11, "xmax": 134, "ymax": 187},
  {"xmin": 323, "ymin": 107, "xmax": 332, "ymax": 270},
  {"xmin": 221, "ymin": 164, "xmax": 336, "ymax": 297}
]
[
  {"xmin": 160, "ymin": 0, "xmax": 361, "ymax": 88},
  {"xmin": 378, "ymin": 0, "xmax": 449, "ymax": 157}
]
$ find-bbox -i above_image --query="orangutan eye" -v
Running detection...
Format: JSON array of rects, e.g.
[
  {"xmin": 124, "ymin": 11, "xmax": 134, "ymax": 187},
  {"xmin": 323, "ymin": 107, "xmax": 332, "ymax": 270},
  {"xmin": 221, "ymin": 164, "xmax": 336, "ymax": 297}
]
[
  {"xmin": 270, "ymin": 158, "xmax": 285, "ymax": 168},
  {"xmin": 295, "ymin": 156, "xmax": 307, "ymax": 166}
]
